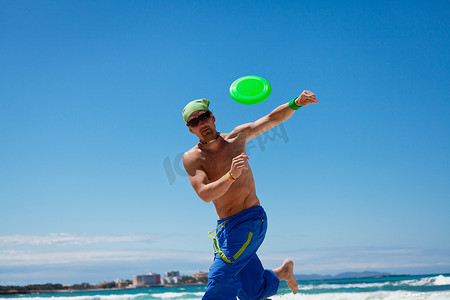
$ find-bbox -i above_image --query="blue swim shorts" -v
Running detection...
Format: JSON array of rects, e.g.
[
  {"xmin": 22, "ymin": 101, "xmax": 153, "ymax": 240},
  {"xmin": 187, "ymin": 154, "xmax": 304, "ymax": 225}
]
[{"xmin": 202, "ymin": 206, "xmax": 279, "ymax": 300}]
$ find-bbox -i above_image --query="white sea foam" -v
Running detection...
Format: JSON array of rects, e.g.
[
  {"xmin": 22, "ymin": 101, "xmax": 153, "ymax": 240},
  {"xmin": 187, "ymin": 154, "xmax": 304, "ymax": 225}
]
[
  {"xmin": 151, "ymin": 291, "xmax": 204, "ymax": 298},
  {"xmin": 434, "ymin": 275, "xmax": 450, "ymax": 286},
  {"xmin": 296, "ymin": 275, "xmax": 450, "ymax": 291},
  {"xmin": 271, "ymin": 291, "xmax": 450, "ymax": 300},
  {"xmin": 1, "ymin": 292, "xmax": 205, "ymax": 300},
  {"xmin": 396, "ymin": 275, "xmax": 450, "ymax": 287},
  {"xmin": 0, "ymin": 293, "xmax": 150, "ymax": 300},
  {"xmin": 299, "ymin": 282, "xmax": 387, "ymax": 290}
]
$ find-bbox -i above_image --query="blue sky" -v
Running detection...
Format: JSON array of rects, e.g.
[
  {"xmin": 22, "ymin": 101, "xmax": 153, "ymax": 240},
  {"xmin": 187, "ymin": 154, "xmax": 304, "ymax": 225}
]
[{"xmin": 1, "ymin": 0, "xmax": 449, "ymax": 285}]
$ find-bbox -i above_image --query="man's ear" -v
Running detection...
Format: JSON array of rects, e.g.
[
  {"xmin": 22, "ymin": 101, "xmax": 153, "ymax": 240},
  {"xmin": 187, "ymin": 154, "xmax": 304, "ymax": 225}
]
[{"xmin": 188, "ymin": 126, "xmax": 194, "ymax": 134}]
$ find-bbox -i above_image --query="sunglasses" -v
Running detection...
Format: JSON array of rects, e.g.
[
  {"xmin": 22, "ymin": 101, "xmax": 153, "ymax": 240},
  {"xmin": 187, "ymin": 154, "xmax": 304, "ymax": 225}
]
[{"xmin": 186, "ymin": 111, "xmax": 212, "ymax": 127}]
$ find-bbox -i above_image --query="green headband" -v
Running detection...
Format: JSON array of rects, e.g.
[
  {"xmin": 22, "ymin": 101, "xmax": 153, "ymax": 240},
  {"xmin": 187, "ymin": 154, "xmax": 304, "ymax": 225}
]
[{"xmin": 182, "ymin": 99, "xmax": 210, "ymax": 122}]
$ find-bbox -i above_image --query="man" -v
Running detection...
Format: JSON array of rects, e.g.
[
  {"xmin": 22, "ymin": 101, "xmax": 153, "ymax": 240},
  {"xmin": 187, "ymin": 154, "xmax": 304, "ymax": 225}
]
[{"xmin": 182, "ymin": 91, "xmax": 318, "ymax": 299}]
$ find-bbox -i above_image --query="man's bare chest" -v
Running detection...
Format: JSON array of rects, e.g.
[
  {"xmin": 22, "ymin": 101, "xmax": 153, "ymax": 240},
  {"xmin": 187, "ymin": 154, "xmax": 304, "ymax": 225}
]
[{"xmin": 201, "ymin": 141, "xmax": 244, "ymax": 181}]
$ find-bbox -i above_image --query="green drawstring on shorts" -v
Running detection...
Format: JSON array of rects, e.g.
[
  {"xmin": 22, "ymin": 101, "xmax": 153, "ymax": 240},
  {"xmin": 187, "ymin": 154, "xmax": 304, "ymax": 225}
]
[
  {"xmin": 208, "ymin": 219, "xmax": 254, "ymax": 264},
  {"xmin": 208, "ymin": 220, "xmax": 234, "ymax": 263},
  {"xmin": 208, "ymin": 220, "xmax": 229, "ymax": 236}
]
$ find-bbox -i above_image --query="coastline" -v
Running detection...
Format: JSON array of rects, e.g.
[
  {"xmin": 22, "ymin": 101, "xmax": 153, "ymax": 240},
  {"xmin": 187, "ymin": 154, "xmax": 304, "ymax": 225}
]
[
  {"xmin": 3, "ymin": 273, "xmax": 449, "ymax": 296},
  {"xmin": 0, "ymin": 283, "xmax": 207, "ymax": 296},
  {"xmin": 1, "ymin": 274, "xmax": 449, "ymax": 300}
]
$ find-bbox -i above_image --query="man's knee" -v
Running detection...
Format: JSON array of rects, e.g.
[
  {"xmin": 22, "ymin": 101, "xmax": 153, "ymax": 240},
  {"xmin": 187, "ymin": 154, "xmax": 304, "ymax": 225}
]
[{"xmin": 203, "ymin": 274, "xmax": 239, "ymax": 300}]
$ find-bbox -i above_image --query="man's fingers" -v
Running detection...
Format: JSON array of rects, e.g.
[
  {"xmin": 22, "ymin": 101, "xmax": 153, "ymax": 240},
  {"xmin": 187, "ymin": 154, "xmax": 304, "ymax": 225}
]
[
  {"xmin": 233, "ymin": 160, "xmax": 249, "ymax": 167},
  {"xmin": 233, "ymin": 156, "xmax": 250, "ymax": 163},
  {"xmin": 307, "ymin": 95, "xmax": 318, "ymax": 104},
  {"xmin": 233, "ymin": 162, "xmax": 247, "ymax": 169},
  {"xmin": 235, "ymin": 160, "xmax": 250, "ymax": 167},
  {"xmin": 233, "ymin": 157, "xmax": 246, "ymax": 163},
  {"xmin": 235, "ymin": 164, "xmax": 248, "ymax": 169}
]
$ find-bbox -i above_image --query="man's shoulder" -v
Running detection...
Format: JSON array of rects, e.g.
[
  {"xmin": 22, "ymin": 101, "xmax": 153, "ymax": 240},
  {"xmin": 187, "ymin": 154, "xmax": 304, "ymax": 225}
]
[
  {"xmin": 227, "ymin": 123, "xmax": 252, "ymax": 140},
  {"xmin": 182, "ymin": 145, "xmax": 203, "ymax": 167},
  {"xmin": 183, "ymin": 145, "xmax": 200, "ymax": 158}
]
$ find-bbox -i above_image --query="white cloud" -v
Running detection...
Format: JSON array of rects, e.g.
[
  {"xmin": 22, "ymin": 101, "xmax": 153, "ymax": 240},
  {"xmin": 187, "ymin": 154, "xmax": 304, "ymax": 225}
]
[
  {"xmin": 0, "ymin": 249, "xmax": 211, "ymax": 266},
  {"xmin": 1, "ymin": 235, "xmax": 449, "ymax": 276},
  {"xmin": 0, "ymin": 233, "xmax": 210, "ymax": 268},
  {"xmin": 0, "ymin": 233, "xmax": 162, "ymax": 247}
]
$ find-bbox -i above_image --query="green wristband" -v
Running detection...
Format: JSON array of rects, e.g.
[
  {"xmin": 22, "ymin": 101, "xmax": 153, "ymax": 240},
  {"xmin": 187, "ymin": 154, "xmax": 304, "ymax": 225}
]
[{"xmin": 289, "ymin": 98, "xmax": 302, "ymax": 110}]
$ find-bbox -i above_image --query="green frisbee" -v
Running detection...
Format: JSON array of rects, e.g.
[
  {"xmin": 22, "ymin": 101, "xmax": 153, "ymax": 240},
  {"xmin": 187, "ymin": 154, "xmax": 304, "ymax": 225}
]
[{"xmin": 229, "ymin": 75, "xmax": 271, "ymax": 105}]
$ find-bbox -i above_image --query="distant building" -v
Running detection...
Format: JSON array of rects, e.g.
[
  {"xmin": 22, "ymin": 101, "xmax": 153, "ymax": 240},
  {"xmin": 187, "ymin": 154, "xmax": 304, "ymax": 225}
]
[
  {"xmin": 162, "ymin": 270, "xmax": 182, "ymax": 285},
  {"xmin": 165, "ymin": 271, "xmax": 180, "ymax": 277},
  {"xmin": 133, "ymin": 273, "xmax": 161, "ymax": 287},
  {"xmin": 193, "ymin": 271, "xmax": 208, "ymax": 282},
  {"xmin": 115, "ymin": 278, "xmax": 129, "ymax": 289}
]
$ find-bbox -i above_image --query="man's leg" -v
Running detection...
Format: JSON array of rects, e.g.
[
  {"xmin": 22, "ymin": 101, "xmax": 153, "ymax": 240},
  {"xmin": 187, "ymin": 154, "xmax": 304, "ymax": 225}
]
[
  {"xmin": 273, "ymin": 259, "xmax": 299, "ymax": 294},
  {"xmin": 237, "ymin": 254, "xmax": 279, "ymax": 300},
  {"xmin": 202, "ymin": 253, "xmax": 241, "ymax": 300},
  {"xmin": 203, "ymin": 209, "xmax": 267, "ymax": 299},
  {"xmin": 203, "ymin": 231, "xmax": 265, "ymax": 300}
]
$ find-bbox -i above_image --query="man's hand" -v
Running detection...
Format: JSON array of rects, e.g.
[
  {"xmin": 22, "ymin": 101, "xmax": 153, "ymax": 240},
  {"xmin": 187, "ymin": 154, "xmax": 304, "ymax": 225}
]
[
  {"xmin": 229, "ymin": 153, "xmax": 250, "ymax": 179},
  {"xmin": 295, "ymin": 90, "xmax": 318, "ymax": 107}
]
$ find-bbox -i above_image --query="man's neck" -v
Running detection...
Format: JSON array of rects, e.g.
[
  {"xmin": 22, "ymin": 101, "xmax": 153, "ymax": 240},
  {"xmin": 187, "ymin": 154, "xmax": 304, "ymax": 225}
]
[{"xmin": 199, "ymin": 132, "xmax": 222, "ymax": 151}]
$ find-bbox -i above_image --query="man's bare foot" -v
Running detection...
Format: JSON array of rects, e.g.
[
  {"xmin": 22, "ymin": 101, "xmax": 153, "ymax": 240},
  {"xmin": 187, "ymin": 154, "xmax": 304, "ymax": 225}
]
[{"xmin": 273, "ymin": 259, "xmax": 298, "ymax": 294}]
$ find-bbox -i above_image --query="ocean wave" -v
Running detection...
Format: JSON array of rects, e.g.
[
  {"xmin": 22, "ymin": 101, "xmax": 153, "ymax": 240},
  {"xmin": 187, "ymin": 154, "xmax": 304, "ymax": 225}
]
[
  {"xmin": 151, "ymin": 292, "xmax": 204, "ymax": 299},
  {"xmin": 0, "ymin": 292, "xmax": 204, "ymax": 300},
  {"xmin": 396, "ymin": 275, "xmax": 450, "ymax": 287},
  {"xmin": 272, "ymin": 290, "xmax": 450, "ymax": 300},
  {"xmin": 0, "ymin": 293, "xmax": 150, "ymax": 300},
  {"xmin": 2, "ymin": 275, "xmax": 448, "ymax": 300},
  {"xmin": 299, "ymin": 282, "xmax": 386, "ymax": 291},
  {"xmin": 297, "ymin": 275, "xmax": 450, "ymax": 291}
]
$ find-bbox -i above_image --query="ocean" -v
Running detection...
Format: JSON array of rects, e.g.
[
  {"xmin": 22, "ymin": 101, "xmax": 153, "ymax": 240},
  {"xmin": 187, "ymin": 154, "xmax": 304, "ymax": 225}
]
[{"xmin": 2, "ymin": 274, "xmax": 449, "ymax": 300}]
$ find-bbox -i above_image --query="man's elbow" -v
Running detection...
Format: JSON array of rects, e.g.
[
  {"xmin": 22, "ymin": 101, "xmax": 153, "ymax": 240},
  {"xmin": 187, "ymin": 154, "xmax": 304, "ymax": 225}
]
[{"xmin": 197, "ymin": 189, "xmax": 214, "ymax": 203}]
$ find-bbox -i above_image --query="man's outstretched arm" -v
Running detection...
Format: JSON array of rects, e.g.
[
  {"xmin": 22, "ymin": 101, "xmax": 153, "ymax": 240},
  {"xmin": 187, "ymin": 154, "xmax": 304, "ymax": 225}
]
[{"xmin": 233, "ymin": 90, "xmax": 318, "ymax": 142}]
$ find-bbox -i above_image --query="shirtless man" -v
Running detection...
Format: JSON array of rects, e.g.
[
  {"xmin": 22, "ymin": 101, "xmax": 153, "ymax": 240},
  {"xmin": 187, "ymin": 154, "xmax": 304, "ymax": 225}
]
[{"xmin": 182, "ymin": 91, "xmax": 318, "ymax": 300}]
